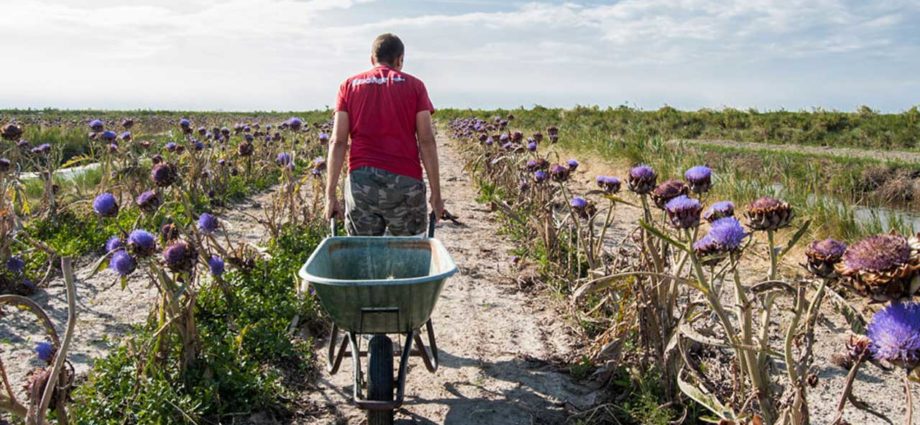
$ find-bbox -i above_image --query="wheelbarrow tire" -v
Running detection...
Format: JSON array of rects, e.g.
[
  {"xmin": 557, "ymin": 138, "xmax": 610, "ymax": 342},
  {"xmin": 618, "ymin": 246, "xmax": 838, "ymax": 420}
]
[{"xmin": 367, "ymin": 335, "xmax": 394, "ymax": 425}]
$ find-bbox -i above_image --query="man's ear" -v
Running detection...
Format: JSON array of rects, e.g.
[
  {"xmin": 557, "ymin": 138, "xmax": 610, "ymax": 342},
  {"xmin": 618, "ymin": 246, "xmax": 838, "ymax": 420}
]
[
  {"xmin": 395, "ymin": 55, "xmax": 404, "ymax": 70},
  {"xmin": 370, "ymin": 54, "xmax": 377, "ymax": 66}
]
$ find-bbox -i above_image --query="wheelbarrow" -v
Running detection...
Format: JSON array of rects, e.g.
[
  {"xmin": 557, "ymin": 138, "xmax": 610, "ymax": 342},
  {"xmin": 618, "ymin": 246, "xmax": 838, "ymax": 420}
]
[{"xmin": 298, "ymin": 214, "xmax": 457, "ymax": 424}]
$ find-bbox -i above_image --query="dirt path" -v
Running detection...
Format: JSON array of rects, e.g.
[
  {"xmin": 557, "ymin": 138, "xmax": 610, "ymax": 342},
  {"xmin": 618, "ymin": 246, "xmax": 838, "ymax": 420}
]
[
  {"xmin": 303, "ymin": 135, "xmax": 600, "ymax": 424},
  {"xmin": 670, "ymin": 138, "xmax": 920, "ymax": 163}
]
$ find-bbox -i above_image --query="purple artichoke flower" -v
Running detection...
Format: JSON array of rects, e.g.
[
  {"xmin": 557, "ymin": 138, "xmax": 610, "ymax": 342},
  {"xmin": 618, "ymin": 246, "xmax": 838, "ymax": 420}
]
[
  {"xmin": 120, "ymin": 131, "xmax": 132, "ymax": 142},
  {"xmin": 89, "ymin": 119, "xmax": 104, "ymax": 133},
  {"xmin": 1, "ymin": 123, "xmax": 23, "ymax": 141},
  {"xmin": 197, "ymin": 127, "xmax": 207, "ymax": 136},
  {"xmin": 110, "ymin": 250, "xmax": 137, "ymax": 276},
  {"xmin": 127, "ymin": 229, "xmax": 156, "ymax": 257},
  {"xmin": 484, "ymin": 137, "xmax": 494, "ymax": 146},
  {"xmin": 16, "ymin": 140, "xmax": 30, "ymax": 149},
  {"xmin": 35, "ymin": 341, "xmax": 54, "ymax": 363},
  {"xmin": 805, "ymin": 238, "xmax": 847, "ymax": 278},
  {"xmin": 684, "ymin": 165, "xmax": 712, "ymax": 194},
  {"xmin": 312, "ymin": 157, "xmax": 326, "ymax": 170},
  {"xmin": 193, "ymin": 141, "xmax": 204, "ymax": 151},
  {"xmin": 162, "ymin": 241, "xmax": 197, "ymax": 273},
  {"xmin": 665, "ymin": 195, "xmax": 702, "ymax": 229},
  {"xmin": 151, "ymin": 163, "xmax": 177, "ymax": 187},
  {"xmin": 501, "ymin": 142, "xmax": 513, "ymax": 151},
  {"xmin": 151, "ymin": 154, "xmax": 163, "ymax": 164},
  {"xmin": 105, "ymin": 236, "xmax": 124, "ymax": 253},
  {"xmin": 511, "ymin": 131, "xmax": 523, "ymax": 143},
  {"xmin": 527, "ymin": 141, "xmax": 538, "ymax": 152},
  {"xmin": 693, "ymin": 235, "xmax": 724, "ymax": 266},
  {"xmin": 136, "ymin": 190, "xmax": 160, "ymax": 213},
  {"xmin": 287, "ymin": 117, "xmax": 304, "ymax": 131},
  {"xmin": 238, "ymin": 141, "xmax": 254, "ymax": 156},
  {"xmin": 276, "ymin": 152, "xmax": 292, "ymax": 166},
  {"xmin": 165, "ymin": 142, "xmax": 178, "ymax": 152},
  {"xmin": 121, "ymin": 118, "xmax": 134, "ymax": 129},
  {"xmin": 0, "ymin": 158, "xmax": 10, "ymax": 173},
  {"xmin": 703, "ymin": 201, "xmax": 735, "ymax": 222},
  {"xmin": 566, "ymin": 159, "xmax": 579, "ymax": 171},
  {"xmin": 651, "ymin": 180, "xmax": 689, "ymax": 209},
  {"xmin": 101, "ymin": 130, "xmax": 117, "ymax": 142},
  {"xmin": 533, "ymin": 132, "xmax": 544, "ymax": 143},
  {"xmin": 179, "ymin": 118, "xmax": 191, "ymax": 132},
  {"xmin": 836, "ymin": 234, "xmax": 920, "ymax": 301},
  {"xmin": 627, "ymin": 165, "xmax": 657, "ymax": 195},
  {"xmin": 547, "ymin": 126, "xmax": 559, "ymax": 143},
  {"xmin": 108, "ymin": 143, "xmax": 119, "ymax": 153},
  {"xmin": 534, "ymin": 170, "xmax": 548, "ymax": 183},
  {"xmin": 549, "ymin": 164, "xmax": 570, "ymax": 182},
  {"xmin": 596, "ymin": 176, "xmax": 621, "ymax": 194},
  {"xmin": 92, "ymin": 192, "xmax": 119, "ymax": 217},
  {"xmin": 571, "ymin": 197, "xmax": 588, "ymax": 210},
  {"xmin": 6, "ymin": 256, "xmax": 25, "ymax": 273},
  {"xmin": 746, "ymin": 196, "xmax": 793, "ymax": 231},
  {"xmin": 208, "ymin": 255, "xmax": 225, "ymax": 277},
  {"xmin": 867, "ymin": 302, "xmax": 920, "ymax": 368},
  {"xmin": 706, "ymin": 217, "xmax": 747, "ymax": 252},
  {"xmin": 318, "ymin": 133, "xmax": 330, "ymax": 143},
  {"xmin": 31, "ymin": 144, "xmax": 51, "ymax": 155},
  {"xmin": 198, "ymin": 213, "xmax": 219, "ymax": 234},
  {"xmin": 160, "ymin": 222, "xmax": 180, "ymax": 242}
]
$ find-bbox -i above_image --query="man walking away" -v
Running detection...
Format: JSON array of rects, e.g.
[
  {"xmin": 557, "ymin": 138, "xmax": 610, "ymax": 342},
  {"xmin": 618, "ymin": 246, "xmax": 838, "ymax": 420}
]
[{"xmin": 324, "ymin": 33, "xmax": 443, "ymax": 236}]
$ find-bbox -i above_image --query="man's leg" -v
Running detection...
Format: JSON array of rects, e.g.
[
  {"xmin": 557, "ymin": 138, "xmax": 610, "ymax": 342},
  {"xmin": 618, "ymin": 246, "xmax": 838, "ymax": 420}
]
[
  {"xmin": 344, "ymin": 168, "xmax": 386, "ymax": 236},
  {"xmin": 380, "ymin": 171, "xmax": 427, "ymax": 237}
]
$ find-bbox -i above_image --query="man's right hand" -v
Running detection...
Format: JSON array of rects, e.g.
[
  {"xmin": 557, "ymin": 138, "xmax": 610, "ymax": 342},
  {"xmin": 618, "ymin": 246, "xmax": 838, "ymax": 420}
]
[{"xmin": 324, "ymin": 197, "xmax": 344, "ymax": 220}]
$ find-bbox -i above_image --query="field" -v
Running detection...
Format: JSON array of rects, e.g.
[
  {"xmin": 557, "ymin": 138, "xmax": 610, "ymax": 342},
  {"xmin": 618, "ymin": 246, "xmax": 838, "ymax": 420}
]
[{"xmin": 1, "ymin": 108, "xmax": 919, "ymax": 425}]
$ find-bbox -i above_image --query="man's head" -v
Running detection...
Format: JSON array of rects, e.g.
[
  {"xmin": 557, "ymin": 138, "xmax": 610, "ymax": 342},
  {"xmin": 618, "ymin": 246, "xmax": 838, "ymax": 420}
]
[{"xmin": 371, "ymin": 33, "xmax": 404, "ymax": 70}]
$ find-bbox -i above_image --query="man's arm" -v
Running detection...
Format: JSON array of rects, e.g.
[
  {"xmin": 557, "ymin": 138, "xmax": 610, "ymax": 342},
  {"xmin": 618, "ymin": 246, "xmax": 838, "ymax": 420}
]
[
  {"xmin": 416, "ymin": 110, "xmax": 443, "ymax": 221},
  {"xmin": 324, "ymin": 111, "xmax": 350, "ymax": 220}
]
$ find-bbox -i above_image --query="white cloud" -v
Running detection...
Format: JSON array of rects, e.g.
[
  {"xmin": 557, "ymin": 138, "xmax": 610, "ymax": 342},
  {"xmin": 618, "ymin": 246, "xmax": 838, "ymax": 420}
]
[{"xmin": 0, "ymin": 0, "xmax": 917, "ymax": 111}]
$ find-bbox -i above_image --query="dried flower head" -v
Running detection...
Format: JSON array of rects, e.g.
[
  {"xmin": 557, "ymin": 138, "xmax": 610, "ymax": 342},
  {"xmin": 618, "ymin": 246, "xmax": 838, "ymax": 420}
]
[
  {"xmin": 746, "ymin": 196, "xmax": 793, "ymax": 231},
  {"xmin": 651, "ymin": 180, "xmax": 689, "ymax": 209},
  {"xmin": 0, "ymin": 158, "xmax": 11, "ymax": 174},
  {"xmin": 550, "ymin": 164, "xmax": 570, "ymax": 182},
  {"xmin": 163, "ymin": 241, "xmax": 197, "ymax": 273},
  {"xmin": 136, "ymin": 190, "xmax": 160, "ymax": 213},
  {"xmin": 836, "ymin": 234, "xmax": 920, "ymax": 301},
  {"xmin": 151, "ymin": 163, "xmax": 177, "ymax": 187},
  {"xmin": 805, "ymin": 238, "xmax": 847, "ymax": 278}
]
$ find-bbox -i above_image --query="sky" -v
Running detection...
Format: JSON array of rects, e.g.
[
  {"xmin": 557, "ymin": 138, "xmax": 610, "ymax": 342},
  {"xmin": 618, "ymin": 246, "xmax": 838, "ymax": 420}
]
[{"xmin": 0, "ymin": 0, "xmax": 918, "ymax": 112}]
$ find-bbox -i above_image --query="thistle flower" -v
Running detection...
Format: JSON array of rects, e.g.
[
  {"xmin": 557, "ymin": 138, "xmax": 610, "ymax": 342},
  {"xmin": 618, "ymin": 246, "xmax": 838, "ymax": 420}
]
[
  {"xmin": 108, "ymin": 143, "xmax": 119, "ymax": 153},
  {"xmin": 105, "ymin": 236, "xmax": 124, "ymax": 253},
  {"xmin": 127, "ymin": 229, "xmax": 156, "ymax": 257},
  {"xmin": 484, "ymin": 137, "xmax": 494, "ymax": 146},
  {"xmin": 197, "ymin": 127, "xmax": 207, "ymax": 136},
  {"xmin": 208, "ymin": 255, "xmax": 225, "ymax": 277},
  {"xmin": 684, "ymin": 165, "xmax": 712, "ymax": 194},
  {"xmin": 136, "ymin": 190, "xmax": 160, "ymax": 213},
  {"xmin": 805, "ymin": 238, "xmax": 847, "ymax": 278},
  {"xmin": 35, "ymin": 342, "xmax": 54, "ymax": 363},
  {"xmin": 549, "ymin": 164, "xmax": 569, "ymax": 182},
  {"xmin": 533, "ymin": 132, "xmax": 544, "ymax": 143},
  {"xmin": 151, "ymin": 163, "xmax": 177, "ymax": 187},
  {"xmin": 6, "ymin": 256, "xmax": 25, "ymax": 274},
  {"xmin": 511, "ymin": 131, "xmax": 523, "ymax": 143},
  {"xmin": 17, "ymin": 140, "xmax": 30, "ymax": 149},
  {"xmin": 534, "ymin": 170, "xmax": 548, "ymax": 184},
  {"xmin": 193, "ymin": 141, "xmax": 204, "ymax": 151},
  {"xmin": 0, "ymin": 158, "xmax": 10, "ymax": 173},
  {"xmin": 570, "ymin": 196, "xmax": 595, "ymax": 218},
  {"xmin": 110, "ymin": 250, "xmax": 137, "ymax": 276},
  {"xmin": 160, "ymin": 222, "xmax": 180, "ymax": 242},
  {"xmin": 151, "ymin": 154, "xmax": 163, "ymax": 165},
  {"xmin": 220, "ymin": 127, "xmax": 231, "ymax": 137},
  {"xmin": 101, "ymin": 130, "xmax": 117, "ymax": 142},
  {"xmin": 651, "ymin": 180, "xmax": 689, "ymax": 209},
  {"xmin": 627, "ymin": 165, "xmax": 657, "ymax": 195},
  {"xmin": 867, "ymin": 302, "xmax": 920, "ymax": 368},
  {"xmin": 836, "ymin": 234, "xmax": 920, "ymax": 301},
  {"xmin": 287, "ymin": 117, "xmax": 304, "ymax": 131},
  {"xmin": 163, "ymin": 241, "xmax": 197, "ymax": 273},
  {"xmin": 665, "ymin": 195, "xmax": 702, "ymax": 229},
  {"xmin": 198, "ymin": 213, "xmax": 219, "ymax": 234},
  {"xmin": 276, "ymin": 152, "xmax": 292, "ymax": 166},
  {"xmin": 238, "ymin": 141, "xmax": 254, "ymax": 156},
  {"xmin": 89, "ymin": 119, "xmax": 104, "ymax": 133},
  {"xmin": 596, "ymin": 176, "xmax": 621, "ymax": 194},
  {"xmin": 566, "ymin": 159, "xmax": 579, "ymax": 171},
  {"xmin": 746, "ymin": 196, "xmax": 793, "ymax": 231},
  {"xmin": 92, "ymin": 192, "xmax": 119, "ymax": 217},
  {"xmin": 703, "ymin": 201, "xmax": 735, "ymax": 222}
]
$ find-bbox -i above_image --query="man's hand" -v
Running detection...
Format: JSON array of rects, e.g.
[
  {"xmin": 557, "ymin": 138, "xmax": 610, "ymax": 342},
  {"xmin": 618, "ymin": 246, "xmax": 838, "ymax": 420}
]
[
  {"xmin": 429, "ymin": 195, "xmax": 444, "ymax": 222},
  {"xmin": 324, "ymin": 197, "xmax": 344, "ymax": 221}
]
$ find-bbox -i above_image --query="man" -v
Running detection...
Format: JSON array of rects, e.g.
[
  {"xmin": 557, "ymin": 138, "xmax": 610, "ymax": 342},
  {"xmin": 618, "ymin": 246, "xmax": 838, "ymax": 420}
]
[{"xmin": 324, "ymin": 33, "xmax": 443, "ymax": 236}]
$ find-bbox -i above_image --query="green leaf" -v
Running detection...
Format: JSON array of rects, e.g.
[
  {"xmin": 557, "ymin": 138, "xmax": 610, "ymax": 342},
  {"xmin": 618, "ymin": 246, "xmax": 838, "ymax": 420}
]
[
  {"xmin": 60, "ymin": 155, "xmax": 92, "ymax": 169},
  {"xmin": 779, "ymin": 219, "xmax": 811, "ymax": 258},
  {"xmin": 639, "ymin": 220, "xmax": 689, "ymax": 253},
  {"xmin": 120, "ymin": 275, "xmax": 128, "ymax": 290}
]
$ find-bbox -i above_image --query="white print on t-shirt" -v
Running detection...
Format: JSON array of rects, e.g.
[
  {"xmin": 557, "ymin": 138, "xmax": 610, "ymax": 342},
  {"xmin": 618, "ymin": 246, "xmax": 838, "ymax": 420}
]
[{"xmin": 351, "ymin": 75, "xmax": 406, "ymax": 87}]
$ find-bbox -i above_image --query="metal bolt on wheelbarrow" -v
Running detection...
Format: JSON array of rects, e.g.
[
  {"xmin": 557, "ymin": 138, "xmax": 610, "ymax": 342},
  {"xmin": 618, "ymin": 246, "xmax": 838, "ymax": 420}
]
[{"xmin": 298, "ymin": 213, "xmax": 457, "ymax": 425}]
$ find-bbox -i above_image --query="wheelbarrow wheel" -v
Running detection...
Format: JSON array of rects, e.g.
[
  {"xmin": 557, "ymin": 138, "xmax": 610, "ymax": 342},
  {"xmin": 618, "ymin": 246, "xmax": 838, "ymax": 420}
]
[{"xmin": 367, "ymin": 334, "xmax": 394, "ymax": 425}]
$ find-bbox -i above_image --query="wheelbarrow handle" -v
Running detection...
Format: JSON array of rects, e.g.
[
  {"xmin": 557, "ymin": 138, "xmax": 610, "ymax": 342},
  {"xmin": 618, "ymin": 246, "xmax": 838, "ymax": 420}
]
[{"xmin": 330, "ymin": 212, "xmax": 437, "ymax": 238}]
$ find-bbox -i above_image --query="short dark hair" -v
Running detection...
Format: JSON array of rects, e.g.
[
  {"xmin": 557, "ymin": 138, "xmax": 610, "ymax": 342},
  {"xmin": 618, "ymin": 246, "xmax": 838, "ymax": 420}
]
[{"xmin": 372, "ymin": 33, "xmax": 404, "ymax": 65}]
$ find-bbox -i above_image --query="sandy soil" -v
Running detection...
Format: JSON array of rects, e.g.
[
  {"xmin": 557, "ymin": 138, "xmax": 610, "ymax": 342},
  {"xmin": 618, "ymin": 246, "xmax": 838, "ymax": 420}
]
[
  {"xmin": 301, "ymin": 135, "xmax": 601, "ymax": 424},
  {"xmin": 670, "ymin": 138, "xmax": 920, "ymax": 163}
]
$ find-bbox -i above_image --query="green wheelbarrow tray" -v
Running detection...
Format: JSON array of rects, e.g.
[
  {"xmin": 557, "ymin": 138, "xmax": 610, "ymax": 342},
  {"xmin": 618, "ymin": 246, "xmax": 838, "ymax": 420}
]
[
  {"xmin": 298, "ymin": 236, "xmax": 457, "ymax": 334},
  {"xmin": 297, "ymin": 218, "xmax": 457, "ymax": 414}
]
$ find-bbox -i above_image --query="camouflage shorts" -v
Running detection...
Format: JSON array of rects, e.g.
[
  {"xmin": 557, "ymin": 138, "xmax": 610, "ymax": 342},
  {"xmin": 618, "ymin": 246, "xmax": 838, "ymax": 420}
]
[{"xmin": 345, "ymin": 167, "xmax": 428, "ymax": 236}]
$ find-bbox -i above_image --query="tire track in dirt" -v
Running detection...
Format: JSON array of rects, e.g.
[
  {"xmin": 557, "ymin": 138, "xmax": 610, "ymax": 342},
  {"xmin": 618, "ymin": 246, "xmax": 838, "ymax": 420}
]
[{"xmin": 302, "ymin": 135, "xmax": 600, "ymax": 424}]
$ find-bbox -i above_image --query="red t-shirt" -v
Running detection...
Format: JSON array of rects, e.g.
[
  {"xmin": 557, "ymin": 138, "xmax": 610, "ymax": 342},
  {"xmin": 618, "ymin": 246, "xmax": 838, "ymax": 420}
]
[{"xmin": 335, "ymin": 65, "xmax": 435, "ymax": 181}]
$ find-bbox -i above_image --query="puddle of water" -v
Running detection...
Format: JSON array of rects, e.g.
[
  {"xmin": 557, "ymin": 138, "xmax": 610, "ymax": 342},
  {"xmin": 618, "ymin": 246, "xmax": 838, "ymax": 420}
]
[{"xmin": 19, "ymin": 163, "xmax": 100, "ymax": 181}]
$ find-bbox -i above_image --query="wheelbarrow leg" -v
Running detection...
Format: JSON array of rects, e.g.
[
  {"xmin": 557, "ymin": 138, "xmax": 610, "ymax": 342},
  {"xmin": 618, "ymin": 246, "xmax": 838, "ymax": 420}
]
[
  {"xmin": 327, "ymin": 324, "xmax": 349, "ymax": 374},
  {"xmin": 348, "ymin": 332, "xmax": 365, "ymax": 400},
  {"xmin": 413, "ymin": 319, "xmax": 440, "ymax": 372}
]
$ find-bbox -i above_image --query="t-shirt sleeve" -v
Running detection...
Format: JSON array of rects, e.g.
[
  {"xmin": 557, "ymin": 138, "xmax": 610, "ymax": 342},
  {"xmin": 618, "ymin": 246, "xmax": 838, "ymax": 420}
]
[
  {"xmin": 415, "ymin": 80, "xmax": 435, "ymax": 115},
  {"xmin": 335, "ymin": 81, "xmax": 349, "ymax": 112}
]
